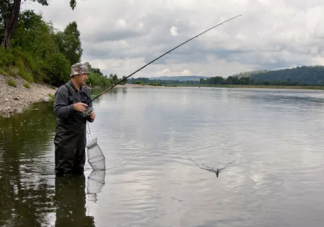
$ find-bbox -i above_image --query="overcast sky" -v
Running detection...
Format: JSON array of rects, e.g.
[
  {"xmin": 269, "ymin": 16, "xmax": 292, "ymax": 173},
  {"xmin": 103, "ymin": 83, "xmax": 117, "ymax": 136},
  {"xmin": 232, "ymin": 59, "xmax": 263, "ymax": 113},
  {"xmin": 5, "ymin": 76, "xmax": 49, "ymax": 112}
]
[{"xmin": 25, "ymin": 0, "xmax": 324, "ymax": 78}]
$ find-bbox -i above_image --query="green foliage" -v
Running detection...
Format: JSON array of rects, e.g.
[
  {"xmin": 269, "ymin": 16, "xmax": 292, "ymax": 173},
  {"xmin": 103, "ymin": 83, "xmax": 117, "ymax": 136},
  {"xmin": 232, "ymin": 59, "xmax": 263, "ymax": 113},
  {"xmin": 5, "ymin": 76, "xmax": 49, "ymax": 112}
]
[
  {"xmin": 43, "ymin": 52, "xmax": 71, "ymax": 86},
  {"xmin": 132, "ymin": 81, "xmax": 144, "ymax": 85},
  {"xmin": 120, "ymin": 76, "xmax": 127, "ymax": 85},
  {"xmin": 251, "ymin": 66, "xmax": 324, "ymax": 85},
  {"xmin": 23, "ymin": 82, "xmax": 31, "ymax": 89},
  {"xmin": 200, "ymin": 76, "xmax": 251, "ymax": 85},
  {"xmin": 110, "ymin": 74, "xmax": 119, "ymax": 84},
  {"xmin": 148, "ymin": 82, "xmax": 162, "ymax": 86},
  {"xmin": 54, "ymin": 21, "xmax": 82, "ymax": 65},
  {"xmin": 131, "ymin": 80, "xmax": 162, "ymax": 86},
  {"xmin": 87, "ymin": 71, "xmax": 112, "ymax": 88},
  {"xmin": 0, "ymin": 10, "xmax": 84, "ymax": 86},
  {"xmin": 70, "ymin": 0, "xmax": 77, "ymax": 10},
  {"xmin": 20, "ymin": 70, "xmax": 33, "ymax": 82},
  {"xmin": 232, "ymin": 70, "xmax": 268, "ymax": 78},
  {"xmin": 0, "ymin": 0, "xmax": 76, "ymax": 47},
  {"xmin": 48, "ymin": 93, "xmax": 55, "ymax": 103},
  {"xmin": 7, "ymin": 78, "xmax": 16, "ymax": 87},
  {"xmin": 85, "ymin": 62, "xmax": 126, "ymax": 88}
]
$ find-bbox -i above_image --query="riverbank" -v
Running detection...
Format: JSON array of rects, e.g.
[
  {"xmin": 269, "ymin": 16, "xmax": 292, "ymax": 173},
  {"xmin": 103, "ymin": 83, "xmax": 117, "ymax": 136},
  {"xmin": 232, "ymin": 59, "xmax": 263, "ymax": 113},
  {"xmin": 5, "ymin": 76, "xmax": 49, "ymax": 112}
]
[{"xmin": 0, "ymin": 75, "xmax": 57, "ymax": 118}]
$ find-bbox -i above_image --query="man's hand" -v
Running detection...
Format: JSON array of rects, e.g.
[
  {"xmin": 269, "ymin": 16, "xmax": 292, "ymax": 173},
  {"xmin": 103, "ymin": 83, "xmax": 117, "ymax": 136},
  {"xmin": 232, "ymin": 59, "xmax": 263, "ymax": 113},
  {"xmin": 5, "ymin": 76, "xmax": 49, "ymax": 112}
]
[
  {"xmin": 90, "ymin": 111, "xmax": 96, "ymax": 120},
  {"xmin": 74, "ymin": 102, "xmax": 88, "ymax": 112}
]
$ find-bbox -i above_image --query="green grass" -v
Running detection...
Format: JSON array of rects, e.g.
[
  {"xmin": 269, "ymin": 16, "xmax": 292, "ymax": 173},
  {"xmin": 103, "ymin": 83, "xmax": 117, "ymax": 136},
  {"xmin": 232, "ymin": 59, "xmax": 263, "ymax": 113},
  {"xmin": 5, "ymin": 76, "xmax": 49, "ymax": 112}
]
[
  {"xmin": 0, "ymin": 68, "xmax": 8, "ymax": 77},
  {"xmin": 20, "ymin": 69, "xmax": 33, "ymax": 83},
  {"xmin": 48, "ymin": 93, "xmax": 55, "ymax": 104},
  {"xmin": 23, "ymin": 82, "xmax": 31, "ymax": 89},
  {"xmin": 7, "ymin": 78, "xmax": 17, "ymax": 87},
  {"xmin": 8, "ymin": 66, "xmax": 19, "ymax": 77}
]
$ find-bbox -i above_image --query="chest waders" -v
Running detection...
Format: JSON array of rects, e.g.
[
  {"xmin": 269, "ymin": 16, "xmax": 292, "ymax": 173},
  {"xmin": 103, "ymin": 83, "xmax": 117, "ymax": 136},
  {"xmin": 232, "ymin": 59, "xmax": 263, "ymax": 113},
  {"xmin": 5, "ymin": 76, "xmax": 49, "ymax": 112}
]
[{"xmin": 54, "ymin": 83, "xmax": 90, "ymax": 175}]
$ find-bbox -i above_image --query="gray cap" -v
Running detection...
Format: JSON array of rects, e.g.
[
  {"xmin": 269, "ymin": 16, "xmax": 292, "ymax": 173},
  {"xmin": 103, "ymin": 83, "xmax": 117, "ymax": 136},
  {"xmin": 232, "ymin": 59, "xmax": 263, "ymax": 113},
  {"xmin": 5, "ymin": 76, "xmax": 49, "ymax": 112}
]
[{"xmin": 70, "ymin": 63, "xmax": 90, "ymax": 77}]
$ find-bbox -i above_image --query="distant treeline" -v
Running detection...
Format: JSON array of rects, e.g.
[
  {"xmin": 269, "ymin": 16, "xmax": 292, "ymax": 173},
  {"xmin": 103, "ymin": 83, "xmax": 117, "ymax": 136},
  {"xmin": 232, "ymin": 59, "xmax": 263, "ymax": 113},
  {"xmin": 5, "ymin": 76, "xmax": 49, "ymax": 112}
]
[
  {"xmin": 128, "ymin": 76, "xmax": 252, "ymax": 86},
  {"xmin": 129, "ymin": 66, "xmax": 324, "ymax": 86},
  {"xmin": 87, "ymin": 64, "xmax": 126, "ymax": 88},
  {"xmin": 128, "ymin": 77, "xmax": 201, "ymax": 85}
]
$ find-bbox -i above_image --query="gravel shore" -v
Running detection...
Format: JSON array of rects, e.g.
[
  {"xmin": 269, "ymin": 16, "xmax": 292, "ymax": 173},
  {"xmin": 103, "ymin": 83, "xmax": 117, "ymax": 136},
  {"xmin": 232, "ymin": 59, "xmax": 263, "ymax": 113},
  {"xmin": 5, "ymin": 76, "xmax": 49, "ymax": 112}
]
[{"xmin": 0, "ymin": 74, "xmax": 57, "ymax": 118}]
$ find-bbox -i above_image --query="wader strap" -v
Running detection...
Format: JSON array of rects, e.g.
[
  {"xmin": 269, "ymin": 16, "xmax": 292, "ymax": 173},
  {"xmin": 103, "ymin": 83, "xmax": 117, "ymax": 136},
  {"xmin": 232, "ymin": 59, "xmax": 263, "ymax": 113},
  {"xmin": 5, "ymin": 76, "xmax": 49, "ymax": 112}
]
[{"xmin": 65, "ymin": 83, "xmax": 81, "ymax": 104}]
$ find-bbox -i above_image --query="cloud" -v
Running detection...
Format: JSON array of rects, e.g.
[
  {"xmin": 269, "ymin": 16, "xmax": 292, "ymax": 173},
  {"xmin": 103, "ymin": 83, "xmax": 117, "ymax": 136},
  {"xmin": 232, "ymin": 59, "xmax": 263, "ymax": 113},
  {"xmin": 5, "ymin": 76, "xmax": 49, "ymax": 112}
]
[
  {"xmin": 26, "ymin": 0, "xmax": 324, "ymax": 77},
  {"xmin": 170, "ymin": 26, "xmax": 178, "ymax": 36},
  {"xmin": 180, "ymin": 69, "xmax": 191, "ymax": 75}
]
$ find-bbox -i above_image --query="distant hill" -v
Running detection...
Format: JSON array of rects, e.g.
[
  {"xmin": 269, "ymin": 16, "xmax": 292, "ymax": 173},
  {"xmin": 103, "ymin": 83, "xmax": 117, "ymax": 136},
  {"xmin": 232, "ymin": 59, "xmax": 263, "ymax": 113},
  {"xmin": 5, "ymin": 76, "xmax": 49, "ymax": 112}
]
[
  {"xmin": 232, "ymin": 70, "xmax": 268, "ymax": 78},
  {"xmin": 249, "ymin": 66, "xmax": 324, "ymax": 85},
  {"xmin": 149, "ymin": 76, "xmax": 209, "ymax": 81}
]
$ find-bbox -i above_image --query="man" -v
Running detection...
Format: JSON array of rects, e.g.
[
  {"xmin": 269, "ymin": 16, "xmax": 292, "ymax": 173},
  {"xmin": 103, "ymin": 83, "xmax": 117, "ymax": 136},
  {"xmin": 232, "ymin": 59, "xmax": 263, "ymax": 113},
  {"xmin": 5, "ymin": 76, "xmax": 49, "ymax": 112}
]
[{"xmin": 54, "ymin": 63, "xmax": 95, "ymax": 176}]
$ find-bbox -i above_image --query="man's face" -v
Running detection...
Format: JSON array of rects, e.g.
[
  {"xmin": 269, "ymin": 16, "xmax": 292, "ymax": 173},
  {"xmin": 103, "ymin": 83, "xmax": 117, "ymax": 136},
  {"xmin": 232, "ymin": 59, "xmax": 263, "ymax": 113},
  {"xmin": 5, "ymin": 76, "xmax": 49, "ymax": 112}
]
[{"xmin": 75, "ymin": 73, "xmax": 88, "ymax": 86}]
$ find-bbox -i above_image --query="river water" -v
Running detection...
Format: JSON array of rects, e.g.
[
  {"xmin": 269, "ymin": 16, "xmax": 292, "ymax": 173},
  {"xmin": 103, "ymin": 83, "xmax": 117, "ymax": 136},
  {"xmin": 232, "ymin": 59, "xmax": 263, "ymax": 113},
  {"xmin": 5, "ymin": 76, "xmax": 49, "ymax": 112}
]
[{"xmin": 0, "ymin": 87, "xmax": 324, "ymax": 227}]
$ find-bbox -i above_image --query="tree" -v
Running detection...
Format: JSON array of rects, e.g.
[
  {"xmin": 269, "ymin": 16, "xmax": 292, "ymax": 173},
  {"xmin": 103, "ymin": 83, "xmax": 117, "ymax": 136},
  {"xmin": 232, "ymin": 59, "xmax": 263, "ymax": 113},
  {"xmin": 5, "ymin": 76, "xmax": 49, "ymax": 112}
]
[
  {"xmin": 120, "ymin": 76, "xmax": 127, "ymax": 85},
  {"xmin": 0, "ymin": 0, "xmax": 76, "ymax": 49},
  {"xmin": 112, "ymin": 74, "xmax": 118, "ymax": 84},
  {"xmin": 55, "ymin": 22, "xmax": 82, "ymax": 65}
]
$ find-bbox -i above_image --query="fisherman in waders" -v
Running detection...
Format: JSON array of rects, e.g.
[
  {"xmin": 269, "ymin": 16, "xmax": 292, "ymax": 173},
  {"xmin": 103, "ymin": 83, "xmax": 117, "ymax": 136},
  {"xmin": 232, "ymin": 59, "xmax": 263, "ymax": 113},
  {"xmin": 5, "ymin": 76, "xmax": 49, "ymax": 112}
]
[{"xmin": 54, "ymin": 63, "xmax": 95, "ymax": 176}]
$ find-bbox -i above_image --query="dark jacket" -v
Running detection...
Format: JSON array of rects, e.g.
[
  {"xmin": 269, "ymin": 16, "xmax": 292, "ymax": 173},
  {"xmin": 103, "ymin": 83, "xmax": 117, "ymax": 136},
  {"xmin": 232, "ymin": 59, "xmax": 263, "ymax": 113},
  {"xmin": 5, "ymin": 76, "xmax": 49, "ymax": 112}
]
[{"xmin": 54, "ymin": 80, "xmax": 93, "ymax": 127}]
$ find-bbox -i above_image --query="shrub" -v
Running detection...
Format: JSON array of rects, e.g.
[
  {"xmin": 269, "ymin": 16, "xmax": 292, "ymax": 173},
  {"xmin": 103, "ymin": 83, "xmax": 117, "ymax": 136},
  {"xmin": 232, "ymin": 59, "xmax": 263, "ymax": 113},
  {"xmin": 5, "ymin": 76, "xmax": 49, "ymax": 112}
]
[
  {"xmin": 7, "ymin": 79, "xmax": 17, "ymax": 87},
  {"xmin": 23, "ymin": 82, "xmax": 31, "ymax": 89},
  {"xmin": 0, "ymin": 68, "xmax": 8, "ymax": 77}
]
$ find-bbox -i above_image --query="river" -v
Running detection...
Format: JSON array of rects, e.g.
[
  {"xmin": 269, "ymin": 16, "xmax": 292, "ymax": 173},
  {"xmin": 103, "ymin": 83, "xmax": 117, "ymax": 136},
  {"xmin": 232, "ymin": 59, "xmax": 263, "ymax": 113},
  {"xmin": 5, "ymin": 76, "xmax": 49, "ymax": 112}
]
[{"xmin": 0, "ymin": 87, "xmax": 324, "ymax": 227}]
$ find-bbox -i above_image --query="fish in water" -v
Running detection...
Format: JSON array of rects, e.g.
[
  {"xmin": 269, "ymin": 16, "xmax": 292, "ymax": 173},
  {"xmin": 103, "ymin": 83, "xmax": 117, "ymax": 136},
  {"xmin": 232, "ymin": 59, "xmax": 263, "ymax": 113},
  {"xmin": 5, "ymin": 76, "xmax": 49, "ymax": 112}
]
[{"xmin": 200, "ymin": 166, "xmax": 225, "ymax": 178}]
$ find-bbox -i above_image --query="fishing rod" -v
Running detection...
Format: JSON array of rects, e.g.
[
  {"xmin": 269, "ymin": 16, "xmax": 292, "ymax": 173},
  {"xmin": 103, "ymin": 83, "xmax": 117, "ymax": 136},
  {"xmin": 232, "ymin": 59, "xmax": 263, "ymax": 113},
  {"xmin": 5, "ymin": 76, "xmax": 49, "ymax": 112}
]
[{"xmin": 87, "ymin": 14, "xmax": 242, "ymax": 105}]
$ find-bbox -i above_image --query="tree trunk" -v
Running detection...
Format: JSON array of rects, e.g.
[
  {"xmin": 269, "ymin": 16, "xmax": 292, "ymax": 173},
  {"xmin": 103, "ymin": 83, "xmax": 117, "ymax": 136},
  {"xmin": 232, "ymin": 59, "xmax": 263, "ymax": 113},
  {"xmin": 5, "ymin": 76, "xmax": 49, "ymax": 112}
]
[{"xmin": 1, "ymin": 0, "xmax": 22, "ymax": 49}]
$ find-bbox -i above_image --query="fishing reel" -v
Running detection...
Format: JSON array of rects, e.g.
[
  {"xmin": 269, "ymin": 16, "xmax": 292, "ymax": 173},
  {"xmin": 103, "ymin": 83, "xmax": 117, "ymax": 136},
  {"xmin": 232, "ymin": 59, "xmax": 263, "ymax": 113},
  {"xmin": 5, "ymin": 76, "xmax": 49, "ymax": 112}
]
[{"xmin": 83, "ymin": 106, "xmax": 93, "ymax": 118}]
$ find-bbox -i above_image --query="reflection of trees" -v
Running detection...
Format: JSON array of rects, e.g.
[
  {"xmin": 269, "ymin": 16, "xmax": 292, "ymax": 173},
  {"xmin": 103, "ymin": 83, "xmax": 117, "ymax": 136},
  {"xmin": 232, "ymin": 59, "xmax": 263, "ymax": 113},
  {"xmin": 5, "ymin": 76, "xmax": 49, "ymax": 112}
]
[
  {"xmin": 0, "ymin": 102, "xmax": 57, "ymax": 226},
  {"xmin": 90, "ymin": 88, "xmax": 122, "ymax": 107}
]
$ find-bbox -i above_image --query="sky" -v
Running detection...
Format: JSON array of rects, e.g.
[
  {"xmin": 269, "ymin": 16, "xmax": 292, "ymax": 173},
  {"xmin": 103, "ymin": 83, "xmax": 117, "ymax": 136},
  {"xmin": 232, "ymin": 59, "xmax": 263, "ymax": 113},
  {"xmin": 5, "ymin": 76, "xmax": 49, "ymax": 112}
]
[{"xmin": 24, "ymin": 0, "xmax": 324, "ymax": 78}]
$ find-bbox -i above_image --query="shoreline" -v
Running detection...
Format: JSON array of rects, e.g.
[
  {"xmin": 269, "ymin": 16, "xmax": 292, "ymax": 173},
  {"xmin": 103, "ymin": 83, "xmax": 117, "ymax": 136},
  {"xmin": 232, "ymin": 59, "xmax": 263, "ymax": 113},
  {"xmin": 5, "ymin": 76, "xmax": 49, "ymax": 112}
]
[{"xmin": 0, "ymin": 75, "xmax": 57, "ymax": 118}]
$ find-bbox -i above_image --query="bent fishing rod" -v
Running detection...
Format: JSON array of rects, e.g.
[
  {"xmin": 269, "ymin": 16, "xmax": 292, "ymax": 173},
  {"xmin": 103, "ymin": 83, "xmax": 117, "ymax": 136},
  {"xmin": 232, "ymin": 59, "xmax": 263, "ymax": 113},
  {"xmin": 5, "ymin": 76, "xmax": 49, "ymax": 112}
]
[{"xmin": 86, "ymin": 14, "xmax": 242, "ymax": 105}]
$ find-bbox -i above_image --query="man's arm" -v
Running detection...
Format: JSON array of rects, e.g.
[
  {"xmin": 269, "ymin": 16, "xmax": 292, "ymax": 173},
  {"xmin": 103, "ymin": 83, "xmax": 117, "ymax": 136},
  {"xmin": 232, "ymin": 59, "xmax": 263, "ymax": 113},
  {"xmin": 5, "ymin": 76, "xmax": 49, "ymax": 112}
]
[{"xmin": 54, "ymin": 87, "xmax": 75, "ymax": 119}]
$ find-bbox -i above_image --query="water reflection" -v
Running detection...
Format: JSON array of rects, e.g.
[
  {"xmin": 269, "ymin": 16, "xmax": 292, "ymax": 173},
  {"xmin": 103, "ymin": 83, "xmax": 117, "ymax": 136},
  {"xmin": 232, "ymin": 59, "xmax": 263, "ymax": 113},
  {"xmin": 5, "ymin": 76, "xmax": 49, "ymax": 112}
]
[
  {"xmin": 0, "ymin": 102, "xmax": 56, "ymax": 227},
  {"xmin": 87, "ymin": 170, "xmax": 106, "ymax": 202},
  {"xmin": 55, "ymin": 174, "xmax": 95, "ymax": 227}
]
